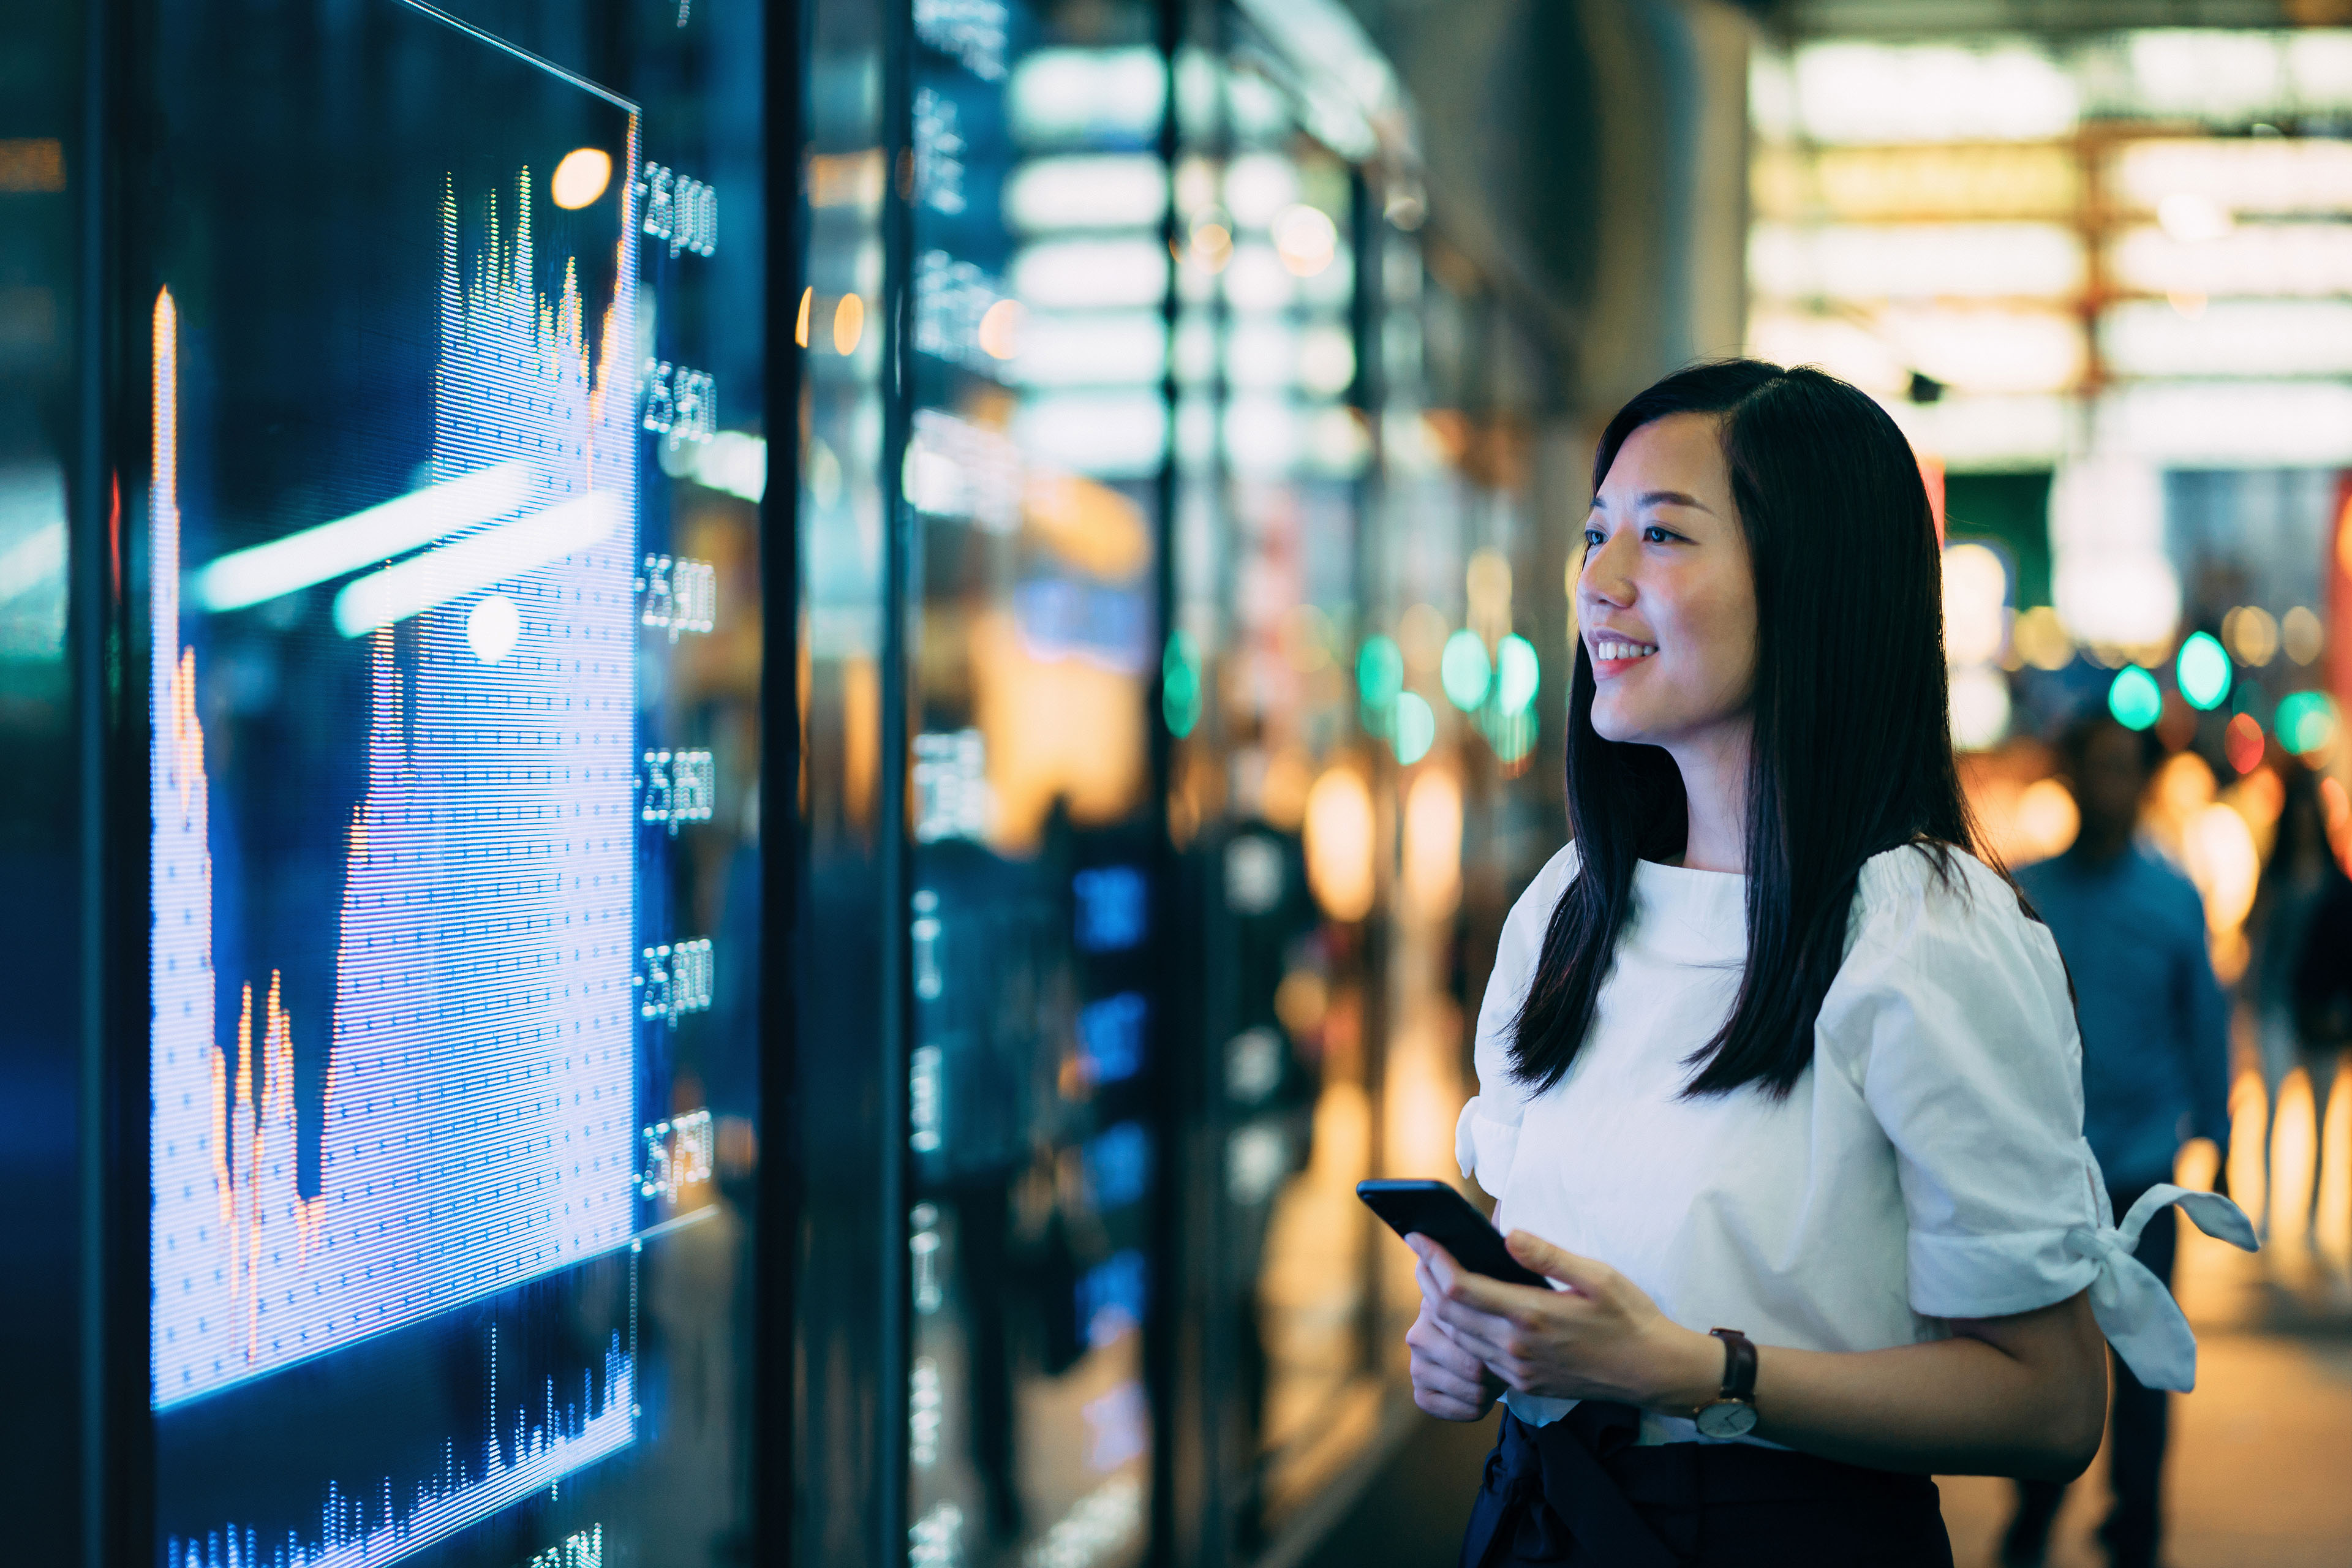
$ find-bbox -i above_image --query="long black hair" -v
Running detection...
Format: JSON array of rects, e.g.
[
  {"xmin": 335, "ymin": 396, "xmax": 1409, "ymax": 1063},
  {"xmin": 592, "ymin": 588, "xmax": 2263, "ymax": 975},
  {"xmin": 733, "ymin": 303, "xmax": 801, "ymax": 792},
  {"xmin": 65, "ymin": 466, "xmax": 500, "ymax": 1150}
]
[{"xmin": 1512, "ymin": 359, "xmax": 1985, "ymax": 1099}]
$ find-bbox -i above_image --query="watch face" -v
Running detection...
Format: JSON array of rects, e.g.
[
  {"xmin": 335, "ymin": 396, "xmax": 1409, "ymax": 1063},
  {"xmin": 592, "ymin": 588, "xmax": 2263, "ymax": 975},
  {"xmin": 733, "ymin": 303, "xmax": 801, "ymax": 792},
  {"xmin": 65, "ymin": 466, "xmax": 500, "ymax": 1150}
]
[{"xmin": 1696, "ymin": 1400, "xmax": 1758, "ymax": 1438}]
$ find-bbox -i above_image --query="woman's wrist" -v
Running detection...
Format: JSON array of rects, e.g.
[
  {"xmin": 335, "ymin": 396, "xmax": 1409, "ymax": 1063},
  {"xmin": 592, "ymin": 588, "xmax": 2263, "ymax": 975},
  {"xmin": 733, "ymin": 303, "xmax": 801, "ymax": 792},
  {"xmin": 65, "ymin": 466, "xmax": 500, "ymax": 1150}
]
[{"xmin": 1643, "ymin": 1323, "xmax": 1727, "ymax": 1414}]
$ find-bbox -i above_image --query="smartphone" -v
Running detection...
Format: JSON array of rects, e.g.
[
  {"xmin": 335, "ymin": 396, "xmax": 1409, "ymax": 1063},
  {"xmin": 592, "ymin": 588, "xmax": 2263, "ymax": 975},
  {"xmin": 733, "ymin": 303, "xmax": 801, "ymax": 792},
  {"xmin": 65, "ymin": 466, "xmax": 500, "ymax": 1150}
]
[{"xmin": 1356, "ymin": 1178, "xmax": 1550, "ymax": 1289}]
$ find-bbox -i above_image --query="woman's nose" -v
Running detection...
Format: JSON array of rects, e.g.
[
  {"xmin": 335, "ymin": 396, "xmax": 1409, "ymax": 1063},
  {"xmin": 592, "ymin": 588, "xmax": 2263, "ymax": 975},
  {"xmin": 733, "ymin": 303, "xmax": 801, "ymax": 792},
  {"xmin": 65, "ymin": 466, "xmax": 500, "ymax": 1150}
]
[{"xmin": 1579, "ymin": 537, "xmax": 1634, "ymax": 608}]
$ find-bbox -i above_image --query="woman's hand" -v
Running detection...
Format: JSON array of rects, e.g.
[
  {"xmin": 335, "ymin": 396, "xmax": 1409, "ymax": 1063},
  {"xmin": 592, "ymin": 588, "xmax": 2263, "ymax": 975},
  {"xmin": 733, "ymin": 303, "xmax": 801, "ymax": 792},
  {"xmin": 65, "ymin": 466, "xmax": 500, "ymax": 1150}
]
[
  {"xmin": 1404, "ymin": 1295, "xmax": 1504, "ymax": 1420},
  {"xmin": 1412, "ymin": 1231, "xmax": 1721, "ymax": 1413}
]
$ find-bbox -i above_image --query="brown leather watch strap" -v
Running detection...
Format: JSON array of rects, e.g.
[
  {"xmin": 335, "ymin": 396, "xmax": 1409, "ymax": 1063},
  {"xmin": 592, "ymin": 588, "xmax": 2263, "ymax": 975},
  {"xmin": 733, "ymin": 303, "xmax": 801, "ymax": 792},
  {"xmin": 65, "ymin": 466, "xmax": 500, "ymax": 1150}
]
[{"xmin": 1710, "ymin": 1326, "xmax": 1758, "ymax": 1402}]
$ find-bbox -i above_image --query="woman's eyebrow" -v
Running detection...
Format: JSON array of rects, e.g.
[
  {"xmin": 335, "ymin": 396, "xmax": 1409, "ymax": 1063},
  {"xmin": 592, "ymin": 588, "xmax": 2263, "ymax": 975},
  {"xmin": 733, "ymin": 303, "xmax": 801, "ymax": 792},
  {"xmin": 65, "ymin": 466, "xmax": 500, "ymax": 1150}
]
[
  {"xmin": 1591, "ymin": 488, "xmax": 1716, "ymax": 516},
  {"xmin": 1634, "ymin": 488, "xmax": 1713, "ymax": 513}
]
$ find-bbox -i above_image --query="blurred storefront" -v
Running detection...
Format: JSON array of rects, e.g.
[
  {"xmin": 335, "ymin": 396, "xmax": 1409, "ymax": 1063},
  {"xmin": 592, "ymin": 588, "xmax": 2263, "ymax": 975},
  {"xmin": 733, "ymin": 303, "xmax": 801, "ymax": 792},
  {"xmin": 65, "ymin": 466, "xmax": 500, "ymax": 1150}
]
[{"xmin": 1749, "ymin": 23, "xmax": 2352, "ymax": 1551}]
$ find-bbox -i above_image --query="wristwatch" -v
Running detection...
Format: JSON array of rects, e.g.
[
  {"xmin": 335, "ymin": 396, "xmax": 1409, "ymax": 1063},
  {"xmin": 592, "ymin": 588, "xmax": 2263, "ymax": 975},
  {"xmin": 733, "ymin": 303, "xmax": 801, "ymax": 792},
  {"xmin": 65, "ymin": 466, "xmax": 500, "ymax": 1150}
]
[{"xmin": 1693, "ymin": 1327, "xmax": 1759, "ymax": 1438}]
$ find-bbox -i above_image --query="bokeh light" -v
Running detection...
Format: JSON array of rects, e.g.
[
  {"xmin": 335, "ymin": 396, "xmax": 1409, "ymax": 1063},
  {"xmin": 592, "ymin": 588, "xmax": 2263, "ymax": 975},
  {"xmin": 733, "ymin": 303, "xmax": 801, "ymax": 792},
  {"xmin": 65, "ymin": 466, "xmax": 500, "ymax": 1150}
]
[
  {"xmin": 2277, "ymin": 690, "xmax": 2340, "ymax": 757},
  {"xmin": 1357, "ymin": 635, "xmax": 1403, "ymax": 707},
  {"xmin": 2283, "ymin": 605, "xmax": 2324, "ymax": 665},
  {"xmin": 1401, "ymin": 769, "xmax": 1464, "ymax": 921},
  {"xmin": 1273, "ymin": 204, "xmax": 1338, "ymax": 277},
  {"xmin": 1439, "ymin": 630, "xmax": 1491, "ymax": 710},
  {"xmin": 2016, "ymin": 777, "xmax": 2080, "ymax": 861},
  {"xmin": 1303, "ymin": 767, "xmax": 1374, "ymax": 922},
  {"xmin": 1392, "ymin": 692, "xmax": 1436, "ymax": 766},
  {"xmin": 1941, "ymin": 542, "xmax": 2008, "ymax": 665},
  {"xmin": 1481, "ymin": 703, "xmax": 1537, "ymax": 768},
  {"xmin": 549, "ymin": 147, "xmax": 612, "ymax": 209},
  {"xmin": 2224, "ymin": 711, "xmax": 2265, "ymax": 775},
  {"xmin": 2176, "ymin": 630, "xmax": 2231, "ymax": 710},
  {"xmin": 2184, "ymin": 801, "xmax": 2260, "ymax": 935},
  {"xmin": 2108, "ymin": 664, "xmax": 2163, "ymax": 729},
  {"xmin": 1950, "ymin": 665, "xmax": 2012, "ymax": 749},
  {"xmin": 832, "ymin": 292, "xmax": 865, "ymax": 355},
  {"xmin": 1494, "ymin": 634, "xmax": 1541, "ymax": 713},
  {"xmin": 1161, "ymin": 630, "xmax": 1202, "ymax": 738},
  {"xmin": 2222, "ymin": 604, "xmax": 2278, "ymax": 666},
  {"xmin": 2012, "ymin": 605, "xmax": 2074, "ymax": 671},
  {"xmin": 976, "ymin": 298, "xmax": 1023, "ymax": 360}
]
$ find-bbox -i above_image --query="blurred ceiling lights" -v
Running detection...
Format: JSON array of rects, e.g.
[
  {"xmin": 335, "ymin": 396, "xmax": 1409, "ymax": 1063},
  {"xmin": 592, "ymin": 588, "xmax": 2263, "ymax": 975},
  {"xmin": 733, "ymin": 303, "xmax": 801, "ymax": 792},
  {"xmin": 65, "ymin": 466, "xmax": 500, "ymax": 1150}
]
[
  {"xmin": 1003, "ymin": 156, "xmax": 1166, "ymax": 232},
  {"xmin": 2109, "ymin": 222, "xmax": 2352, "ymax": 297},
  {"xmin": 1011, "ymin": 239, "xmax": 1169, "ymax": 310},
  {"xmin": 1765, "ymin": 42, "xmax": 2079, "ymax": 143},
  {"xmin": 1748, "ymin": 221, "xmax": 2085, "ymax": 299},
  {"xmin": 1007, "ymin": 47, "xmax": 1165, "ymax": 145},
  {"xmin": 2101, "ymin": 299, "xmax": 2352, "ymax": 378},
  {"xmin": 1751, "ymin": 31, "xmax": 2352, "ymax": 471},
  {"xmin": 2111, "ymin": 139, "xmax": 2352, "ymax": 215}
]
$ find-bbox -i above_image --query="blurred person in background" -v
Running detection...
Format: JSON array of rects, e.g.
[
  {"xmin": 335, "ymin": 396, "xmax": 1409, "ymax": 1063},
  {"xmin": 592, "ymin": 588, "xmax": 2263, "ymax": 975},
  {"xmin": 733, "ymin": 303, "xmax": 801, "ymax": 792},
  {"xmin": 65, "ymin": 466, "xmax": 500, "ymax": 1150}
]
[
  {"xmin": 2255, "ymin": 762, "xmax": 2352, "ymax": 1226},
  {"xmin": 2001, "ymin": 713, "xmax": 2232, "ymax": 1568},
  {"xmin": 2289, "ymin": 808, "xmax": 2352, "ymax": 1207}
]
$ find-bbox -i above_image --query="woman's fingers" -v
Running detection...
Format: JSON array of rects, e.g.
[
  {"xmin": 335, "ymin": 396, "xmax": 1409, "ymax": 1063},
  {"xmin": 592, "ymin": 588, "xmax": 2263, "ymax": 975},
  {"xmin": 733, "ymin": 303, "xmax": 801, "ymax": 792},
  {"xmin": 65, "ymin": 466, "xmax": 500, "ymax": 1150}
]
[
  {"xmin": 1432, "ymin": 1306, "xmax": 1519, "ymax": 1372},
  {"xmin": 1503, "ymin": 1231, "xmax": 1615, "ymax": 1296},
  {"xmin": 1413, "ymin": 1384, "xmax": 1487, "ymax": 1422},
  {"xmin": 1431, "ymin": 1276, "xmax": 1558, "ymax": 1345},
  {"xmin": 1410, "ymin": 1345, "xmax": 1488, "ymax": 1402},
  {"xmin": 1407, "ymin": 1302, "xmax": 1485, "ymax": 1375},
  {"xmin": 1407, "ymin": 1300, "xmax": 1494, "ymax": 1420}
]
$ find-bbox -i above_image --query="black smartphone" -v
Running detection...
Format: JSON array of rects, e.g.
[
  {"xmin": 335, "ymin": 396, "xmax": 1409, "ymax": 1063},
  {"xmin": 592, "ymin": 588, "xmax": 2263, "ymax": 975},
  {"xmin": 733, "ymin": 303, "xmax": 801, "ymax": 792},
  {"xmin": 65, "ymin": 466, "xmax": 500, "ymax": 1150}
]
[{"xmin": 1356, "ymin": 1178, "xmax": 1550, "ymax": 1289}]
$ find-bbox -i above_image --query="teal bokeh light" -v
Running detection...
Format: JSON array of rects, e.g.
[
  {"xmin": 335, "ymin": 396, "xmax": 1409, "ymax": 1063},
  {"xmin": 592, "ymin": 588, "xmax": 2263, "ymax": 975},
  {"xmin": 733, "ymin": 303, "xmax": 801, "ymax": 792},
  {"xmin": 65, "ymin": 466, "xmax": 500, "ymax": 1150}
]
[
  {"xmin": 1393, "ymin": 691, "xmax": 1436, "ymax": 764},
  {"xmin": 2277, "ymin": 691, "xmax": 2340, "ymax": 756},
  {"xmin": 1357, "ymin": 635, "xmax": 1403, "ymax": 708},
  {"xmin": 1161, "ymin": 630, "xmax": 1202, "ymax": 737},
  {"xmin": 1495, "ymin": 635, "xmax": 1540, "ymax": 713},
  {"xmin": 1440, "ymin": 630, "xmax": 1491, "ymax": 710},
  {"xmin": 2175, "ymin": 632, "xmax": 2230, "ymax": 712},
  {"xmin": 2108, "ymin": 665, "xmax": 2162, "ymax": 731}
]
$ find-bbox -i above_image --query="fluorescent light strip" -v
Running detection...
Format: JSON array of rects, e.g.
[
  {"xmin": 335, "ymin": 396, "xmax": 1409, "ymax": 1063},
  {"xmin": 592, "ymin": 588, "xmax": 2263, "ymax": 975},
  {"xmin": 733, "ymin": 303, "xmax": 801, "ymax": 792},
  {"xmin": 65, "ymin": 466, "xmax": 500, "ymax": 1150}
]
[
  {"xmin": 194, "ymin": 461, "xmax": 532, "ymax": 612},
  {"xmin": 332, "ymin": 490, "xmax": 622, "ymax": 637}
]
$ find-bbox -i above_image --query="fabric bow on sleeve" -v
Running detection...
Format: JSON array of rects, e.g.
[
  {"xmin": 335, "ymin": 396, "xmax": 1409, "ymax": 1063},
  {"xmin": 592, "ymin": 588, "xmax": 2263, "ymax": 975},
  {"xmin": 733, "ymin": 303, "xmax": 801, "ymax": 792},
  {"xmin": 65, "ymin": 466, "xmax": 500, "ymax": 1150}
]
[
  {"xmin": 1456, "ymin": 1096, "xmax": 1522, "ymax": 1196},
  {"xmin": 2068, "ymin": 1183, "xmax": 2256, "ymax": 1393}
]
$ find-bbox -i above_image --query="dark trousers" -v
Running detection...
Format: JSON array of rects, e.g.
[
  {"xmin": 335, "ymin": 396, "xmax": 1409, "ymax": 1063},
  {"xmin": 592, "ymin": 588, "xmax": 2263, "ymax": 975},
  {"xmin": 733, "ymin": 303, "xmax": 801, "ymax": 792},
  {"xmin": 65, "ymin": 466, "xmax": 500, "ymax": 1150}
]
[
  {"xmin": 2007, "ymin": 1180, "xmax": 2179, "ymax": 1568},
  {"xmin": 1464, "ymin": 1403, "xmax": 1953, "ymax": 1567}
]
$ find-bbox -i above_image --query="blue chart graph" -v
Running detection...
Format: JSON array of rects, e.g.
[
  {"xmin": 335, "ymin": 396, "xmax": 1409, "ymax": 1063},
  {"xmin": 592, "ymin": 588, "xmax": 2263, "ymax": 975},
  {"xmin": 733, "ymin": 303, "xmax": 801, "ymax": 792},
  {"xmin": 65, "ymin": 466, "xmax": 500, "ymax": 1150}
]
[
  {"xmin": 167, "ymin": 1319, "xmax": 635, "ymax": 1568},
  {"xmin": 151, "ymin": 111, "xmax": 647, "ymax": 1563}
]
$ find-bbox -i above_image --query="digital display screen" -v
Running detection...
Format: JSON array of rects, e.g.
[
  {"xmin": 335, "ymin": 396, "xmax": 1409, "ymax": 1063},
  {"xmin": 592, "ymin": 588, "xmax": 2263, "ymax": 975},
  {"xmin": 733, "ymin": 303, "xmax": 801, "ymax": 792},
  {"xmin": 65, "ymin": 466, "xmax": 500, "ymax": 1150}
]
[{"xmin": 146, "ymin": 4, "xmax": 757, "ymax": 1564}]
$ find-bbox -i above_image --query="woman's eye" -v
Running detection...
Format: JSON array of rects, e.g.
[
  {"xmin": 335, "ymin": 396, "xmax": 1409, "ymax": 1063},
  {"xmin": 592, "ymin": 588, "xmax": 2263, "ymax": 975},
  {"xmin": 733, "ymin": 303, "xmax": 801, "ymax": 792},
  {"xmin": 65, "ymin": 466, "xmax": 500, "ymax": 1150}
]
[
  {"xmin": 1643, "ymin": 525, "xmax": 1675, "ymax": 545},
  {"xmin": 1582, "ymin": 527, "xmax": 1604, "ymax": 549}
]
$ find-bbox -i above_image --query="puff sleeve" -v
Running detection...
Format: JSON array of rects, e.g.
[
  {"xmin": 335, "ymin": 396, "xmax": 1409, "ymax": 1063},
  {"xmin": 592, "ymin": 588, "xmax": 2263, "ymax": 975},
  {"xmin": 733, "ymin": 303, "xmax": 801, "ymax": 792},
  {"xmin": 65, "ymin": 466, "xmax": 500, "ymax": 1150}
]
[
  {"xmin": 1824, "ymin": 850, "xmax": 2255, "ymax": 1392},
  {"xmin": 1456, "ymin": 843, "xmax": 1580, "ymax": 1200}
]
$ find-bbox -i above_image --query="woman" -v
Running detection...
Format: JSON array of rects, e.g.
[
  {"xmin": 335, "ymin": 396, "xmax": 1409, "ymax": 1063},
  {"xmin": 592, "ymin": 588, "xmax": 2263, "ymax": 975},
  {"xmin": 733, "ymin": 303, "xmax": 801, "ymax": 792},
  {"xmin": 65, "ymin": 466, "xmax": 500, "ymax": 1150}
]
[{"xmin": 1405, "ymin": 361, "xmax": 2255, "ymax": 1567}]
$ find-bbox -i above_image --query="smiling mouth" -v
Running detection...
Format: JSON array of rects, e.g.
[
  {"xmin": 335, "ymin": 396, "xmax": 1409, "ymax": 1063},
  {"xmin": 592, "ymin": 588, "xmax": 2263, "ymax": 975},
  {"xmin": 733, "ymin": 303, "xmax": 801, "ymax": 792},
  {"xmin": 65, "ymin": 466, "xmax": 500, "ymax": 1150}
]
[{"xmin": 1591, "ymin": 638, "xmax": 1657, "ymax": 662}]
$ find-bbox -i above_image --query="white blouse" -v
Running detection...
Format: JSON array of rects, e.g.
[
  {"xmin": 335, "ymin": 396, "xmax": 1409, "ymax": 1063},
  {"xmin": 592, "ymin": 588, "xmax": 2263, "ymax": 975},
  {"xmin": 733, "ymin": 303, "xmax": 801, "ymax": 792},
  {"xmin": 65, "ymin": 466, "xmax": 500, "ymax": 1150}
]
[{"xmin": 1455, "ymin": 843, "xmax": 2255, "ymax": 1442}]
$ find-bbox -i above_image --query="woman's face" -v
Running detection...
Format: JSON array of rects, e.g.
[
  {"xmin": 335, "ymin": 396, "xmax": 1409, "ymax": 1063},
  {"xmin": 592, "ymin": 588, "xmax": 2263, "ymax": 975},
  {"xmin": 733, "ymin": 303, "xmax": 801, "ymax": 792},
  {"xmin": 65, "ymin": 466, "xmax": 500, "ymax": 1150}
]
[{"xmin": 1578, "ymin": 413, "xmax": 1758, "ymax": 754}]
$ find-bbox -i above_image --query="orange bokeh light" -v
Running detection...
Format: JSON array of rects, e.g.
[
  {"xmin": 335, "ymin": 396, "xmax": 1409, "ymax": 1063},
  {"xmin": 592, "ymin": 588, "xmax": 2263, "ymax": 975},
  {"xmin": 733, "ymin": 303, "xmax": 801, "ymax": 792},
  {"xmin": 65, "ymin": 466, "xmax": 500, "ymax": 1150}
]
[{"xmin": 2223, "ymin": 711, "xmax": 2264, "ymax": 775}]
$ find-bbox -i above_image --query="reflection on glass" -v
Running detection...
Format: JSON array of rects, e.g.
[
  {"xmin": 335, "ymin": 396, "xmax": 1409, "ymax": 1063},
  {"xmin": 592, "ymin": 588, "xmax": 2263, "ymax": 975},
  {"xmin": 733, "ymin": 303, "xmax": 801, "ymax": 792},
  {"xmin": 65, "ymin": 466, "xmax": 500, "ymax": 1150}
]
[
  {"xmin": 904, "ymin": 8, "xmax": 1166, "ymax": 1566},
  {"xmin": 1170, "ymin": 34, "xmax": 1390, "ymax": 1553},
  {"xmin": 0, "ymin": 11, "xmax": 84, "ymax": 1561},
  {"xmin": 141, "ymin": 3, "xmax": 764, "ymax": 1562}
]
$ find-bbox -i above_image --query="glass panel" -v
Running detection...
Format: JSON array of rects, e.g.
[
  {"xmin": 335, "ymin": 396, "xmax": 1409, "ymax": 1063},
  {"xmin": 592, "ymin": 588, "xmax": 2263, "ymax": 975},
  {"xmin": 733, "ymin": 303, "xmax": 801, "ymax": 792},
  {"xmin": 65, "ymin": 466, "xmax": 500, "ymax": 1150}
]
[
  {"xmin": 797, "ymin": 0, "xmax": 894, "ymax": 1559},
  {"xmin": 141, "ymin": 3, "xmax": 764, "ymax": 1562},
  {"xmin": 0, "ymin": 3, "xmax": 88, "ymax": 1557},
  {"xmin": 903, "ymin": 7, "xmax": 1167, "ymax": 1566},
  {"xmin": 1168, "ymin": 42, "xmax": 1389, "ymax": 1554}
]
